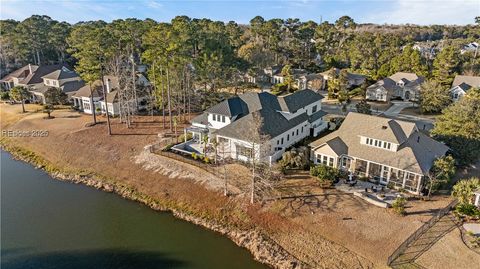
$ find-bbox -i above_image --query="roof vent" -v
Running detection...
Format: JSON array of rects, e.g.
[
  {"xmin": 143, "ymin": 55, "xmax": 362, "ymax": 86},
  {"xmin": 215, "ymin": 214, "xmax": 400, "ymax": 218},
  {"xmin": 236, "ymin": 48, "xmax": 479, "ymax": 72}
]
[
  {"xmin": 382, "ymin": 125, "xmax": 388, "ymax": 130},
  {"xmin": 417, "ymin": 136, "xmax": 420, "ymax": 143}
]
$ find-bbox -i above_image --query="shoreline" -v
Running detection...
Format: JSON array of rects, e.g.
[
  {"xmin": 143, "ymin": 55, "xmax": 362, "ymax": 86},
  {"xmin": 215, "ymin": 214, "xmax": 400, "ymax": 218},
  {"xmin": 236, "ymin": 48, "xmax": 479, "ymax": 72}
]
[{"xmin": 0, "ymin": 141, "xmax": 307, "ymax": 269}]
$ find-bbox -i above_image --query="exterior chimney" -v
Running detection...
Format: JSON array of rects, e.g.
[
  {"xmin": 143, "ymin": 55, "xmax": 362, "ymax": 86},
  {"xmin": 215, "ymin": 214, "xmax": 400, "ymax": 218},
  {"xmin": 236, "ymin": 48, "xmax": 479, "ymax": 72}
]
[{"xmin": 106, "ymin": 78, "xmax": 111, "ymax": 93}]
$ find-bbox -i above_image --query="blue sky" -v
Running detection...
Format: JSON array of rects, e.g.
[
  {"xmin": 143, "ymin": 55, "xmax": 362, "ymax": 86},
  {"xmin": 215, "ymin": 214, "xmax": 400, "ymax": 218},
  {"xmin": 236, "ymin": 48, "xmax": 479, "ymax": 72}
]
[{"xmin": 1, "ymin": 0, "xmax": 479, "ymax": 25}]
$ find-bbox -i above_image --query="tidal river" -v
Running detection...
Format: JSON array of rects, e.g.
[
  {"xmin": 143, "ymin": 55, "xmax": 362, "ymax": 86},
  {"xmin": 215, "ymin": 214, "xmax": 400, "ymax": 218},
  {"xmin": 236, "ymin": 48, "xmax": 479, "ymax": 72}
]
[{"xmin": 1, "ymin": 150, "xmax": 268, "ymax": 269}]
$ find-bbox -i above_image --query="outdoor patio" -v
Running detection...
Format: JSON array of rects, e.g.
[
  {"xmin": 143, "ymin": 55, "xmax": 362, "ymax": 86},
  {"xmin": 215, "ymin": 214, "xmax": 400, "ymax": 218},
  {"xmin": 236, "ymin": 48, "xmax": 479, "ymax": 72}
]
[{"xmin": 335, "ymin": 180, "xmax": 404, "ymax": 208}]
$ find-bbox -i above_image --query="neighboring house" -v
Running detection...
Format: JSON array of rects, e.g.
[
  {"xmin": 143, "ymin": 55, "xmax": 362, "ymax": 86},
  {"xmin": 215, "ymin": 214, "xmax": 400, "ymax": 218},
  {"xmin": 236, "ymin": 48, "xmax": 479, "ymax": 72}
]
[
  {"xmin": 366, "ymin": 72, "xmax": 424, "ymax": 102},
  {"xmin": 460, "ymin": 42, "xmax": 479, "ymax": 55},
  {"xmin": 98, "ymin": 74, "xmax": 151, "ymax": 116},
  {"xmin": 242, "ymin": 70, "xmax": 267, "ymax": 85},
  {"xmin": 309, "ymin": 112, "xmax": 449, "ymax": 194},
  {"xmin": 412, "ymin": 43, "xmax": 436, "ymax": 59},
  {"xmin": 449, "ymin": 75, "xmax": 480, "ymax": 102},
  {"xmin": 319, "ymin": 68, "xmax": 366, "ymax": 91},
  {"xmin": 186, "ymin": 89, "xmax": 328, "ymax": 164},
  {"xmin": 296, "ymin": 73, "xmax": 324, "ymax": 91},
  {"xmin": 271, "ymin": 68, "xmax": 307, "ymax": 84},
  {"xmin": 72, "ymin": 82, "xmax": 103, "ymax": 115},
  {"xmin": 0, "ymin": 64, "xmax": 84, "ymax": 103}
]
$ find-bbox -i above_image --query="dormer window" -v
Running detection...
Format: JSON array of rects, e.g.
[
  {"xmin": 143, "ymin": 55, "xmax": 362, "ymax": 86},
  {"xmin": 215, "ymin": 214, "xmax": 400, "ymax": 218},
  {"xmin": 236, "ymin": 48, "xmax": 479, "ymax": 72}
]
[
  {"xmin": 312, "ymin": 105, "xmax": 317, "ymax": 113},
  {"xmin": 364, "ymin": 136, "xmax": 392, "ymax": 151}
]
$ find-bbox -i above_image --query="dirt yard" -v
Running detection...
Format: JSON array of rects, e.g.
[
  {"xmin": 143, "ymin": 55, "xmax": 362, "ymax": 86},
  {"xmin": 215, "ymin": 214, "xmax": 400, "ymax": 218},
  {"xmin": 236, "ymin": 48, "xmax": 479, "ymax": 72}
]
[
  {"xmin": 0, "ymin": 103, "xmax": 470, "ymax": 268},
  {"xmin": 263, "ymin": 171, "xmax": 453, "ymax": 266},
  {"xmin": 416, "ymin": 228, "xmax": 480, "ymax": 269}
]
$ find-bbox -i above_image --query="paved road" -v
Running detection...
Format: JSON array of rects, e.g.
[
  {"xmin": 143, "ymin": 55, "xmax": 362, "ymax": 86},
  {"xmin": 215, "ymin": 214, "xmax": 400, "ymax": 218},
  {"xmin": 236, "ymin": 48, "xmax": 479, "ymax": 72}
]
[{"xmin": 321, "ymin": 101, "xmax": 434, "ymax": 131}]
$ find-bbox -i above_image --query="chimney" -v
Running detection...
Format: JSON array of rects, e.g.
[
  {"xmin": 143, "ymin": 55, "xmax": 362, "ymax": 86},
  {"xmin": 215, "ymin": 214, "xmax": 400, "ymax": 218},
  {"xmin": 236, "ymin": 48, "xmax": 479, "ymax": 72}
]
[
  {"xmin": 106, "ymin": 78, "xmax": 111, "ymax": 93},
  {"xmin": 28, "ymin": 64, "xmax": 32, "ymax": 74}
]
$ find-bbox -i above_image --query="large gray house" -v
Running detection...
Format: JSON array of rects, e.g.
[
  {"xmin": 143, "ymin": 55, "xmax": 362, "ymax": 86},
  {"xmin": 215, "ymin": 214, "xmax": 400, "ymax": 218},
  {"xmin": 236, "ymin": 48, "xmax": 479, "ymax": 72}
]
[
  {"xmin": 366, "ymin": 72, "xmax": 424, "ymax": 102},
  {"xmin": 185, "ymin": 89, "xmax": 328, "ymax": 164},
  {"xmin": 310, "ymin": 112, "xmax": 449, "ymax": 194}
]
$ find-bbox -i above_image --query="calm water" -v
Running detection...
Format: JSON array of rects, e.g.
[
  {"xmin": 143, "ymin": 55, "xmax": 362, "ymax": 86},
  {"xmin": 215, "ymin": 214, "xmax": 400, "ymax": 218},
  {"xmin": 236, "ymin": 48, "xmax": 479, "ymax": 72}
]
[{"xmin": 1, "ymin": 151, "xmax": 268, "ymax": 269}]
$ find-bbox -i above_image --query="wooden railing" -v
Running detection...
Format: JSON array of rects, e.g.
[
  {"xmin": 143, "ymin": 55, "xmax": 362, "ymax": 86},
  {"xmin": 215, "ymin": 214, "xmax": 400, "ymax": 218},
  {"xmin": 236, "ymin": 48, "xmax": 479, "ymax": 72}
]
[{"xmin": 387, "ymin": 199, "xmax": 458, "ymax": 266}]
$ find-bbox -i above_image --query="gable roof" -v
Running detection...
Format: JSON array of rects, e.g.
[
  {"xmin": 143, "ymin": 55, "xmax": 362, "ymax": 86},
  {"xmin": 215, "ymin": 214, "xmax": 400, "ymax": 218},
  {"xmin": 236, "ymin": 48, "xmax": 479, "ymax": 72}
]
[
  {"xmin": 207, "ymin": 90, "xmax": 325, "ymax": 140},
  {"xmin": 215, "ymin": 107, "xmax": 309, "ymax": 140},
  {"xmin": 451, "ymin": 75, "xmax": 480, "ymax": 89},
  {"xmin": 41, "ymin": 66, "xmax": 79, "ymax": 80},
  {"xmin": 1, "ymin": 64, "xmax": 39, "ymax": 82},
  {"xmin": 18, "ymin": 64, "xmax": 71, "ymax": 85},
  {"xmin": 388, "ymin": 72, "xmax": 421, "ymax": 82},
  {"xmin": 278, "ymin": 89, "xmax": 324, "ymax": 113},
  {"xmin": 310, "ymin": 112, "xmax": 448, "ymax": 174},
  {"xmin": 73, "ymin": 82, "xmax": 103, "ymax": 98}
]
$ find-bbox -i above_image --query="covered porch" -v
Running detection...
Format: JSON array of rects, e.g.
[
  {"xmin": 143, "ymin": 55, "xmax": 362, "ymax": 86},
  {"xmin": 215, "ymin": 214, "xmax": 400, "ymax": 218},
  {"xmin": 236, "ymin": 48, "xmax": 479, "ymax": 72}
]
[{"xmin": 313, "ymin": 149, "xmax": 424, "ymax": 194}]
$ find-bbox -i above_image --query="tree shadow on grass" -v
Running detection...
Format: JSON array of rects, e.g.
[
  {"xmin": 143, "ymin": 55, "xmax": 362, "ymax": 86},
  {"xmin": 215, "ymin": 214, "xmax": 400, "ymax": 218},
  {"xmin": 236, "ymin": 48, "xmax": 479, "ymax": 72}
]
[{"xmin": 1, "ymin": 248, "xmax": 186, "ymax": 269}]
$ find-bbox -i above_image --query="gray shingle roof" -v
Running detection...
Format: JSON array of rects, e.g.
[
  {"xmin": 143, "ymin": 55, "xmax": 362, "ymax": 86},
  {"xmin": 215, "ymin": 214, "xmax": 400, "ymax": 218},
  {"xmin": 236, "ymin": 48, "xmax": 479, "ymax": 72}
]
[
  {"xmin": 278, "ymin": 89, "xmax": 324, "ymax": 113},
  {"xmin": 216, "ymin": 107, "xmax": 309, "ymax": 140},
  {"xmin": 308, "ymin": 110, "xmax": 328, "ymax": 123},
  {"xmin": 19, "ymin": 64, "xmax": 71, "ymax": 85},
  {"xmin": 41, "ymin": 67, "xmax": 79, "ymax": 80},
  {"xmin": 310, "ymin": 112, "xmax": 449, "ymax": 174},
  {"xmin": 452, "ymin": 75, "xmax": 480, "ymax": 89}
]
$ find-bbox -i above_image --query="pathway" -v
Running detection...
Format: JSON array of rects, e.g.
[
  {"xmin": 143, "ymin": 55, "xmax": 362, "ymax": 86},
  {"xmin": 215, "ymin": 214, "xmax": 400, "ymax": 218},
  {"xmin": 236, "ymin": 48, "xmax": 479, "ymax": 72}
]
[{"xmin": 390, "ymin": 212, "xmax": 459, "ymax": 269}]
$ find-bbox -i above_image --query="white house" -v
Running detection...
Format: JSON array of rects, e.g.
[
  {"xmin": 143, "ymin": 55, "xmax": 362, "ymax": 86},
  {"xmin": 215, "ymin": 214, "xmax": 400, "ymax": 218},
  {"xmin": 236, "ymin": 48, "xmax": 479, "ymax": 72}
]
[
  {"xmin": 460, "ymin": 42, "xmax": 479, "ymax": 55},
  {"xmin": 185, "ymin": 89, "xmax": 328, "ymax": 163},
  {"xmin": 366, "ymin": 72, "xmax": 424, "ymax": 102},
  {"xmin": 98, "ymin": 74, "xmax": 151, "ymax": 116},
  {"xmin": 449, "ymin": 75, "xmax": 480, "ymax": 102},
  {"xmin": 72, "ymin": 83, "xmax": 103, "ymax": 115},
  {"xmin": 309, "ymin": 113, "xmax": 449, "ymax": 194}
]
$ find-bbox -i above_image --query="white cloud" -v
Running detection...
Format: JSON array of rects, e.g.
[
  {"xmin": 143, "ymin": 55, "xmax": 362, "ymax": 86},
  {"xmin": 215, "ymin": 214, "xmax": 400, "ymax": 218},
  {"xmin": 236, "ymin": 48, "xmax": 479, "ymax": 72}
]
[
  {"xmin": 365, "ymin": 0, "xmax": 480, "ymax": 25},
  {"xmin": 147, "ymin": 0, "xmax": 163, "ymax": 9}
]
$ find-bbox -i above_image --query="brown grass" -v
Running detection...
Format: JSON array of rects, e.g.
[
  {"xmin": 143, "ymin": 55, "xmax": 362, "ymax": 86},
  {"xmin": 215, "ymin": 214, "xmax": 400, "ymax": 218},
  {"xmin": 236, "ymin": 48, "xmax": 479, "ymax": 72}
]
[{"xmin": 0, "ymin": 103, "xmax": 465, "ymax": 268}]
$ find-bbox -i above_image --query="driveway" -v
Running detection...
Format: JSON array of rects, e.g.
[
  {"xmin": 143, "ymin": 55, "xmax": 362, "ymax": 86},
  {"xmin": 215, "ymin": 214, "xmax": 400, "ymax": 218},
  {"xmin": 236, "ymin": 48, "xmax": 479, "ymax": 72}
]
[{"xmin": 383, "ymin": 101, "xmax": 413, "ymax": 116}]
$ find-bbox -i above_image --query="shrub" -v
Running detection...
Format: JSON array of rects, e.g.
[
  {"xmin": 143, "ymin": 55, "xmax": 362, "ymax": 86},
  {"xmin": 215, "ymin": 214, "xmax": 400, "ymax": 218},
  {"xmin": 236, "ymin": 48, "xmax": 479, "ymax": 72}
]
[
  {"xmin": 0, "ymin": 91, "xmax": 10, "ymax": 100},
  {"xmin": 455, "ymin": 203, "xmax": 480, "ymax": 217},
  {"xmin": 163, "ymin": 143, "xmax": 174, "ymax": 151},
  {"xmin": 204, "ymin": 156, "xmax": 210, "ymax": 164},
  {"xmin": 310, "ymin": 164, "xmax": 339, "ymax": 182},
  {"xmin": 452, "ymin": 177, "xmax": 480, "ymax": 204},
  {"xmin": 387, "ymin": 182, "xmax": 395, "ymax": 189},
  {"xmin": 392, "ymin": 197, "xmax": 407, "ymax": 215},
  {"xmin": 191, "ymin": 152, "xmax": 198, "ymax": 160}
]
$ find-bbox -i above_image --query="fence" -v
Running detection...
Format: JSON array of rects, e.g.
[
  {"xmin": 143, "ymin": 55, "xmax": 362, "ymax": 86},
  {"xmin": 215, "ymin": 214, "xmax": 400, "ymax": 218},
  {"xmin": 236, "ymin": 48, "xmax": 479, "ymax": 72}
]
[
  {"xmin": 149, "ymin": 143, "xmax": 221, "ymax": 177},
  {"xmin": 387, "ymin": 199, "xmax": 458, "ymax": 265}
]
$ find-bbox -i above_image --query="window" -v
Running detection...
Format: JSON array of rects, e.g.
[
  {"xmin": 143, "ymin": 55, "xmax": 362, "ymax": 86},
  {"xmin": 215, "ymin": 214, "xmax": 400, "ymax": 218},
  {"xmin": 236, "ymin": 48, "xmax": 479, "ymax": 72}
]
[
  {"xmin": 212, "ymin": 114, "xmax": 216, "ymax": 121},
  {"xmin": 292, "ymin": 131, "xmax": 294, "ymax": 136},
  {"xmin": 301, "ymin": 126, "xmax": 304, "ymax": 132},
  {"xmin": 221, "ymin": 115, "xmax": 225, "ymax": 123},
  {"xmin": 322, "ymin": 155, "xmax": 328, "ymax": 165},
  {"xmin": 366, "ymin": 138, "xmax": 370, "ymax": 145},
  {"xmin": 383, "ymin": 141, "xmax": 387, "ymax": 149},
  {"xmin": 296, "ymin": 129, "xmax": 299, "ymax": 135},
  {"xmin": 387, "ymin": 143, "xmax": 391, "ymax": 150},
  {"xmin": 236, "ymin": 145, "xmax": 252, "ymax": 158},
  {"xmin": 83, "ymin": 101, "xmax": 91, "ymax": 111},
  {"xmin": 453, "ymin": 93, "xmax": 458, "ymax": 99},
  {"xmin": 277, "ymin": 140, "xmax": 280, "ymax": 145},
  {"xmin": 374, "ymin": 140, "xmax": 378, "ymax": 147},
  {"xmin": 312, "ymin": 105, "xmax": 317, "ymax": 113},
  {"xmin": 281, "ymin": 138, "xmax": 284, "ymax": 144},
  {"xmin": 287, "ymin": 134, "xmax": 290, "ymax": 141},
  {"xmin": 328, "ymin": 157, "xmax": 334, "ymax": 167}
]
